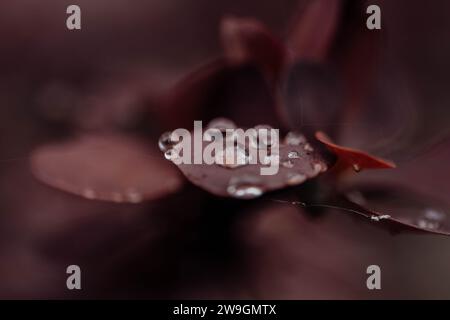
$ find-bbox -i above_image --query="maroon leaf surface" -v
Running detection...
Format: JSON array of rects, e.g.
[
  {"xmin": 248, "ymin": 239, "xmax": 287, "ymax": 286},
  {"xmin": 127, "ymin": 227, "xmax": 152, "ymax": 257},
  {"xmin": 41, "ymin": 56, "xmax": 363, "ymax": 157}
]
[
  {"xmin": 342, "ymin": 185, "xmax": 450, "ymax": 236},
  {"xmin": 163, "ymin": 122, "xmax": 329, "ymax": 198},
  {"xmin": 282, "ymin": 62, "xmax": 342, "ymax": 136},
  {"xmin": 220, "ymin": 16, "xmax": 286, "ymax": 83},
  {"xmin": 162, "ymin": 59, "xmax": 229, "ymax": 129},
  {"xmin": 286, "ymin": 0, "xmax": 342, "ymax": 63},
  {"xmin": 333, "ymin": 1, "xmax": 383, "ymax": 123},
  {"xmin": 164, "ymin": 60, "xmax": 285, "ymax": 129},
  {"xmin": 31, "ymin": 134, "xmax": 183, "ymax": 203}
]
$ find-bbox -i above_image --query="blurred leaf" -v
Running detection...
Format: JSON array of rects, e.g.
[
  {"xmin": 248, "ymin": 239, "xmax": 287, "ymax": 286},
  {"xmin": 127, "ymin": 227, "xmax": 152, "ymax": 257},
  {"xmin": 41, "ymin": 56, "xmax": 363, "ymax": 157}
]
[
  {"xmin": 282, "ymin": 62, "xmax": 342, "ymax": 136},
  {"xmin": 164, "ymin": 60, "xmax": 284, "ymax": 128},
  {"xmin": 220, "ymin": 16, "xmax": 286, "ymax": 84},
  {"xmin": 31, "ymin": 134, "xmax": 183, "ymax": 203},
  {"xmin": 343, "ymin": 185, "xmax": 450, "ymax": 236},
  {"xmin": 287, "ymin": 0, "xmax": 342, "ymax": 63}
]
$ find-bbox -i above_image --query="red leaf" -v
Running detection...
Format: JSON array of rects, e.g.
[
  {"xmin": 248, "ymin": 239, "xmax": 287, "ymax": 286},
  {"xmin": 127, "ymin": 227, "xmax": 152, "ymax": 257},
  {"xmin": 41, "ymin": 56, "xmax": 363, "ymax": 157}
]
[
  {"xmin": 287, "ymin": 0, "xmax": 342, "ymax": 63},
  {"xmin": 164, "ymin": 60, "xmax": 285, "ymax": 129},
  {"xmin": 220, "ymin": 16, "xmax": 286, "ymax": 83},
  {"xmin": 343, "ymin": 185, "xmax": 450, "ymax": 236},
  {"xmin": 164, "ymin": 122, "xmax": 329, "ymax": 198},
  {"xmin": 282, "ymin": 62, "xmax": 342, "ymax": 137},
  {"xmin": 162, "ymin": 59, "xmax": 229, "ymax": 129},
  {"xmin": 333, "ymin": 3, "xmax": 384, "ymax": 142},
  {"xmin": 315, "ymin": 131, "xmax": 396, "ymax": 172},
  {"xmin": 343, "ymin": 137, "xmax": 450, "ymax": 203},
  {"xmin": 31, "ymin": 134, "xmax": 183, "ymax": 203}
]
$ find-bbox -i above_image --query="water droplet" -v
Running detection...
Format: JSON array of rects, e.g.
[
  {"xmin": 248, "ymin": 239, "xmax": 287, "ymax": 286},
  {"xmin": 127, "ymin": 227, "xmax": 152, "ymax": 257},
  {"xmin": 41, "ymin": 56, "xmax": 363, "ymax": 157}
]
[
  {"xmin": 304, "ymin": 143, "xmax": 314, "ymax": 152},
  {"xmin": 288, "ymin": 151, "xmax": 300, "ymax": 159},
  {"xmin": 216, "ymin": 144, "xmax": 249, "ymax": 168},
  {"xmin": 260, "ymin": 153, "xmax": 279, "ymax": 165},
  {"xmin": 83, "ymin": 188, "xmax": 96, "ymax": 199},
  {"xmin": 227, "ymin": 178, "xmax": 263, "ymax": 199},
  {"xmin": 313, "ymin": 163, "xmax": 325, "ymax": 173},
  {"xmin": 252, "ymin": 124, "xmax": 277, "ymax": 149},
  {"xmin": 416, "ymin": 208, "xmax": 445, "ymax": 230},
  {"xmin": 207, "ymin": 118, "xmax": 236, "ymax": 131},
  {"xmin": 126, "ymin": 189, "xmax": 143, "ymax": 203},
  {"xmin": 417, "ymin": 219, "xmax": 440, "ymax": 230},
  {"xmin": 371, "ymin": 215, "xmax": 391, "ymax": 222},
  {"xmin": 424, "ymin": 208, "xmax": 445, "ymax": 221},
  {"xmin": 282, "ymin": 160, "xmax": 294, "ymax": 168},
  {"xmin": 352, "ymin": 163, "xmax": 361, "ymax": 172},
  {"xmin": 158, "ymin": 131, "xmax": 176, "ymax": 152},
  {"xmin": 285, "ymin": 132, "xmax": 306, "ymax": 146},
  {"xmin": 164, "ymin": 149, "xmax": 176, "ymax": 160},
  {"xmin": 286, "ymin": 173, "xmax": 306, "ymax": 186}
]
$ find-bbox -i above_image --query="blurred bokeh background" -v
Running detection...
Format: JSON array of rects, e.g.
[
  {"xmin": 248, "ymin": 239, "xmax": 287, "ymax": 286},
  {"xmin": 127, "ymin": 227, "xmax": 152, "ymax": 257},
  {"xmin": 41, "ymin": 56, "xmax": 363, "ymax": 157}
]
[{"xmin": 1, "ymin": 0, "xmax": 450, "ymax": 299}]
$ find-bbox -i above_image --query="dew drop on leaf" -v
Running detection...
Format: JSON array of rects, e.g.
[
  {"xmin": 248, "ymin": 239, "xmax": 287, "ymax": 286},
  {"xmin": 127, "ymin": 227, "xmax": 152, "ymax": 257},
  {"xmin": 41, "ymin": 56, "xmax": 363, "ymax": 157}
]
[
  {"xmin": 288, "ymin": 151, "xmax": 300, "ymax": 159},
  {"xmin": 284, "ymin": 131, "xmax": 307, "ymax": 146},
  {"xmin": 227, "ymin": 176, "xmax": 264, "ymax": 199}
]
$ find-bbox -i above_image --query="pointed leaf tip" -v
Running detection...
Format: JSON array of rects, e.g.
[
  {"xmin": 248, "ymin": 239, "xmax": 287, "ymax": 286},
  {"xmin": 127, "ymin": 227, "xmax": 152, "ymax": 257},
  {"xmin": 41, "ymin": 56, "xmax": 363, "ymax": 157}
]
[{"xmin": 315, "ymin": 131, "xmax": 396, "ymax": 171}]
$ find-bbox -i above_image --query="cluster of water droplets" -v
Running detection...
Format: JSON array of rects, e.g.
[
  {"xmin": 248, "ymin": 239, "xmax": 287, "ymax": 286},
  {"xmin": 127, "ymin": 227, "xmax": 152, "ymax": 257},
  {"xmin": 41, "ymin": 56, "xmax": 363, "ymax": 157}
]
[
  {"xmin": 416, "ymin": 208, "xmax": 446, "ymax": 231},
  {"xmin": 226, "ymin": 176, "xmax": 264, "ymax": 199},
  {"xmin": 281, "ymin": 132, "xmax": 303, "ymax": 170},
  {"xmin": 209, "ymin": 118, "xmax": 252, "ymax": 169},
  {"xmin": 82, "ymin": 187, "xmax": 144, "ymax": 203},
  {"xmin": 158, "ymin": 119, "xmax": 329, "ymax": 200},
  {"xmin": 215, "ymin": 144, "xmax": 250, "ymax": 168}
]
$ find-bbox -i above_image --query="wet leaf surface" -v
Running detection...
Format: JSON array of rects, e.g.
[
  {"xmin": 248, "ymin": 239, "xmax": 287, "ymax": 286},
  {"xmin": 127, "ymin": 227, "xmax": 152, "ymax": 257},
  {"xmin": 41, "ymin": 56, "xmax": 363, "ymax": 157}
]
[
  {"xmin": 31, "ymin": 134, "xmax": 183, "ymax": 203},
  {"xmin": 343, "ymin": 185, "xmax": 450, "ymax": 236},
  {"xmin": 163, "ymin": 121, "xmax": 330, "ymax": 198}
]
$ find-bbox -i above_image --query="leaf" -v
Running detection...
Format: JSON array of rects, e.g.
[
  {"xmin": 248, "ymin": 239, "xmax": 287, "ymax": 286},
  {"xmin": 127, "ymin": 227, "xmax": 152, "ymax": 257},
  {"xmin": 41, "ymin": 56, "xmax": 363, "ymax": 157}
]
[
  {"xmin": 220, "ymin": 16, "xmax": 286, "ymax": 83},
  {"xmin": 333, "ymin": 1, "xmax": 383, "ymax": 120},
  {"xmin": 164, "ymin": 60, "xmax": 285, "ymax": 129},
  {"xmin": 342, "ymin": 138, "xmax": 450, "ymax": 203},
  {"xmin": 336, "ymin": 66, "xmax": 418, "ymax": 157},
  {"xmin": 286, "ymin": 0, "xmax": 342, "ymax": 63},
  {"xmin": 343, "ymin": 185, "xmax": 450, "ymax": 236},
  {"xmin": 315, "ymin": 131, "xmax": 396, "ymax": 172},
  {"xmin": 162, "ymin": 59, "xmax": 229, "ymax": 129},
  {"xmin": 165, "ymin": 123, "xmax": 329, "ymax": 198},
  {"xmin": 337, "ymin": 57, "xmax": 450, "ymax": 163},
  {"xmin": 31, "ymin": 134, "xmax": 183, "ymax": 203},
  {"xmin": 282, "ymin": 62, "xmax": 342, "ymax": 137}
]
